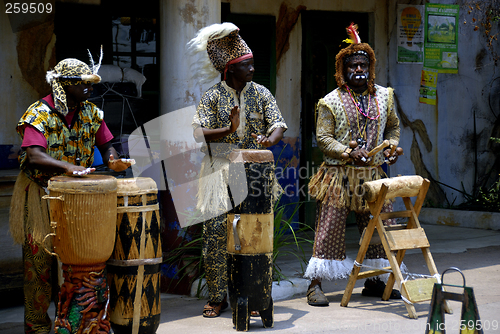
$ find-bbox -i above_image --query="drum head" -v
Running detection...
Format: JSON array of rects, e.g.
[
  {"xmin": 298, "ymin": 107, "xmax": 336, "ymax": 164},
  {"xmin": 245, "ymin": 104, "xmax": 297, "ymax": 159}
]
[
  {"xmin": 116, "ymin": 177, "xmax": 158, "ymax": 195},
  {"xmin": 48, "ymin": 175, "xmax": 117, "ymax": 194},
  {"xmin": 229, "ymin": 149, "xmax": 274, "ymax": 163}
]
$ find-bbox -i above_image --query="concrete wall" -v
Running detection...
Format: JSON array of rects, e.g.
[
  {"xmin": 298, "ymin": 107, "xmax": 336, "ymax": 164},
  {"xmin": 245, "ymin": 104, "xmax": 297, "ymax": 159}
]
[
  {"xmin": 0, "ymin": 9, "xmax": 56, "ymax": 274},
  {"xmin": 0, "ymin": 10, "xmax": 54, "ymax": 146},
  {"xmin": 161, "ymin": 0, "xmax": 221, "ymax": 115},
  {"xmin": 388, "ymin": 0, "xmax": 500, "ymax": 206}
]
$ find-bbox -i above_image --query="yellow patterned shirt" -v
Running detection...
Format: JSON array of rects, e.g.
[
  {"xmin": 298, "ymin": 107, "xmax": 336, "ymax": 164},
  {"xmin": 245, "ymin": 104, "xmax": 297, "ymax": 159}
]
[
  {"xmin": 192, "ymin": 81, "xmax": 287, "ymax": 157},
  {"xmin": 17, "ymin": 99, "xmax": 104, "ymax": 187}
]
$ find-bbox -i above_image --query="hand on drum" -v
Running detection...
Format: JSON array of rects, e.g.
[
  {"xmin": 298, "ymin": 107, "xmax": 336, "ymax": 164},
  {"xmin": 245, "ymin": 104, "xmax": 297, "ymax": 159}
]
[
  {"xmin": 253, "ymin": 133, "xmax": 279, "ymax": 148},
  {"xmin": 251, "ymin": 133, "xmax": 271, "ymax": 147},
  {"xmin": 108, "ymin": 154, "xmax": 135, "ymax": 172},
  {"xmin": 66, "ymin": 165, "xmax": 95, "ymax": 176}
]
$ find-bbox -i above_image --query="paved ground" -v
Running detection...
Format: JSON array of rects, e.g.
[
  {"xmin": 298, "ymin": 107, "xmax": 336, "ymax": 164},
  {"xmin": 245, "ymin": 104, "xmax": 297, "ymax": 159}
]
[{"xmin": 1, "ymin": 224, "xmax": 500, "ymax": 333}]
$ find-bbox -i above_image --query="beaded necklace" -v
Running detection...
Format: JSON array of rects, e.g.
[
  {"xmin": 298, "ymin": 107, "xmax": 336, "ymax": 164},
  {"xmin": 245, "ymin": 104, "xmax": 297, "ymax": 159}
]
[
  {"xmin": 345, "ymin": 85, "xmax": 380, "ymax": 148},
  {"xmin": 355, "ymin": 101, "xmax": 369, "ymax": 146},
  {"xmin": 345, "ymin": 85, "xmax": 381, "ymax": 120}
]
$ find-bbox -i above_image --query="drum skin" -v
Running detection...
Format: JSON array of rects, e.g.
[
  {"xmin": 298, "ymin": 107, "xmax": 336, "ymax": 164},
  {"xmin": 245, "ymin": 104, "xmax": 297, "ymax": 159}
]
[
  {"xmin": 107, "ymin": 177, "xmax": 162, "ymax": 334},
  {"xmin": 47, "ymin": 175, "xmax": 117, "ymax": 265}
]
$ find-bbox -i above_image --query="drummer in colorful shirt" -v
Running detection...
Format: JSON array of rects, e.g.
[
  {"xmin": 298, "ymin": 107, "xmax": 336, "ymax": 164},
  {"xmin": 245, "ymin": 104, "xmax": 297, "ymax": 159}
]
[
  {"xmin": 305, "ymin": 23, "xmax": 404, "ymax": 306},
  {"xmin": 9, "ymin": 58, "xmax": 133, "ymax": 334},
  {"xmin": 188, "ymin": 22, "xmax": 287, "ymax": 318}
]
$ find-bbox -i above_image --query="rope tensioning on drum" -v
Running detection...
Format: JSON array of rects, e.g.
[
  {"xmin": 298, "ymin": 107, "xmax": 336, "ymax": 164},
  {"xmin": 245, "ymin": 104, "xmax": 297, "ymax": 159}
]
[{"xmin": 353, "ymin": 260, "xmax": 441, "ymax": 305}]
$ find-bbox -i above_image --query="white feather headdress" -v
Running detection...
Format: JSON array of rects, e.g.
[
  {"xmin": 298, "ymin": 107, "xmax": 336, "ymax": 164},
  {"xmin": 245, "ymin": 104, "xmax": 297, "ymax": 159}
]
[{"xmin": 187, "ymin": 22, "xmax": 239, "ymax": 84}]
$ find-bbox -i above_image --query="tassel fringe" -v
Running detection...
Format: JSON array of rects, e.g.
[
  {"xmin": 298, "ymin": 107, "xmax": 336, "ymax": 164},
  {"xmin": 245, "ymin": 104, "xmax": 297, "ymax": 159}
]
[
  {"xmin": 304, "ymin": 256, "xmax": 354, "ymax": 280},
  {"xmin": 362, "ymin": 258, "xmax": 409, "ymax": 283},
  {"xmin": 9, "ymin": 173, "xmax": 50, "ymax": 246},
  {"xmin": 309, "ymin": 163, "xmax": 388, "ymax": 212},
  {"xmin": 196, "ymin": 155, "xmax": 231, "ymax": 215}
]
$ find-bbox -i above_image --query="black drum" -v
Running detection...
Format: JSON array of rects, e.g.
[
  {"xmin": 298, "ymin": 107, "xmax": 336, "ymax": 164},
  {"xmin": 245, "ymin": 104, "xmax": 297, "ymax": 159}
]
[{"xmin": 227, "ymin": 149, "xmax": 274, "ymax": 331}]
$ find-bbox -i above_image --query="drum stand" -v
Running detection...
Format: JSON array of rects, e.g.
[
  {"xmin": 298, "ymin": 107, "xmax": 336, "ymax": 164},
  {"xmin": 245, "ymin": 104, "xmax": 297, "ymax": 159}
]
[
  {"xmin": 54, "ymin": 263, "xmax": 111, "ymax": 334},
  {"xmin": 340, "ymin": 176, "xmax": 452, "ymax": 319}
]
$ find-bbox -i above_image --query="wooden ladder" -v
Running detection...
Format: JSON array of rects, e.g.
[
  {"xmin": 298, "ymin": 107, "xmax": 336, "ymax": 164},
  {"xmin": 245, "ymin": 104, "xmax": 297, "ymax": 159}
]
[{"xmin": 340, "ymin": 175, "xmax": 451, "ymax": 319}]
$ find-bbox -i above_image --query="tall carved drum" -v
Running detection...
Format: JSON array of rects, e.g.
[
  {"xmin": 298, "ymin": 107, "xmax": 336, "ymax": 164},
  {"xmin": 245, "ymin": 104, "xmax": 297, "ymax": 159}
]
[
  {"xmin": 45, "ymin": 175, "xmax": 118, "ymax": 334},
  {"xmin": 227, "ymin": 149, "xmax": 274, "ymax": 331},
  {"xmin": 107, "ymin": 177, "xmax": 162, "ymax": 334}
]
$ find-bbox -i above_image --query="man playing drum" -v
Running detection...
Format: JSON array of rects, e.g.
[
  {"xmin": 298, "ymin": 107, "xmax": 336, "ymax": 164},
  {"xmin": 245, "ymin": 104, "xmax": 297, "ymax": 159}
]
[
  {"xmin": 305, "ymin": 23, "xmax": 404, "ymax": 306},
  {"xmin": 9, "ymin": 58, "xmax": 133, "ymax": 333},
  {"xmin": 188, "ymin": 22, "xmax": 287, "ymax": 318}
]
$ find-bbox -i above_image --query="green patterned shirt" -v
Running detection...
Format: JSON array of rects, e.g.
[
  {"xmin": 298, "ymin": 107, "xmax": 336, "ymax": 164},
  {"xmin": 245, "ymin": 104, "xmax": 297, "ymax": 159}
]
[{"xmin": 17, "ymin": 99, "xmax": 104, "ymax": 187}]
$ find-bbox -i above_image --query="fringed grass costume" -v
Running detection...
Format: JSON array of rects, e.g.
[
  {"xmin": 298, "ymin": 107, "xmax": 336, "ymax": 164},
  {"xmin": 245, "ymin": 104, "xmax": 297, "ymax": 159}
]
[
  {"xmin": 188, "ymin": 23, "xmax": 287, "ymax": 307},
  {"xmin": 304, "ymin": 29, "xmax": 402, "ymax": 282}
]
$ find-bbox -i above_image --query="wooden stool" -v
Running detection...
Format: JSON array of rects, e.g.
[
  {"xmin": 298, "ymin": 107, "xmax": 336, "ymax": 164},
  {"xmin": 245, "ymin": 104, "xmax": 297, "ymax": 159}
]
[{"xmin": 340, "ymin": 175, "xmax": 452, "ymax": 319}]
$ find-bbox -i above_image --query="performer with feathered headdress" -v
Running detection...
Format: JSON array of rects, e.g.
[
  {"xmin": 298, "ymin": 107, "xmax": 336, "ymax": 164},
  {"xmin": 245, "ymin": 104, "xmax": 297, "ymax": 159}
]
[
  {"xmin": 304, "ymin": 23, "xmax": 404, "ymax": 306},
  {"xmin": 187, "ymin": 22, "xmax": 287, "ymax": 318},
  {"xmin": 9, "ymin": 53, "xmax": 133, "ymax": 333}
]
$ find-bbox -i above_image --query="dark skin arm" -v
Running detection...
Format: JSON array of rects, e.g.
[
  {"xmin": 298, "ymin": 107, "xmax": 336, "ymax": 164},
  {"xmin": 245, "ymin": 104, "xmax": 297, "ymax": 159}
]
[
  {"xmin": 251, "ymin": 127, "xmax": 284, "ymax": 147},
  {"xmin": 194, "ymin": 106, "xmax": 240, "ymax": 143},
  {"xmin": 25, "ymin": 146, "xmax": 95, "ymax": 175},
  {"xmin": 24, "ymin": 142, "xmax": 132, "ymax": 175},
  {"xmin": 193, "ymin": 105, "xmax": 284, "ymax": 147},
  {"xmin": 97, "ymin": 141, "xmax": 132, "ymax": 172}
]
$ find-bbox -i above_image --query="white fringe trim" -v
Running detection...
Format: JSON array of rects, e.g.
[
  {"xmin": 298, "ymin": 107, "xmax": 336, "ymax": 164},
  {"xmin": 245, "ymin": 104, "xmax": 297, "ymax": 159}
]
[
  {"xmin": 196, "ymin": 155, "xmax": 231, "ymax": 215},
  {"xmin": 304, "ymin": 257, "xmax": 354, "ymax": 281},
  {"xmin": 362, "ymin": 258, "xmax": 408, "ymax": 283}
]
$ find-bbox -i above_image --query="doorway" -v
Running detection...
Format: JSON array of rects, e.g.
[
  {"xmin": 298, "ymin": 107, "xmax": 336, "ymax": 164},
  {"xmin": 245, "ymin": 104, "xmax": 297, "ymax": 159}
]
[{"xmin": 300, "ymin": 11, "xmax": 370, "ymax": 226}]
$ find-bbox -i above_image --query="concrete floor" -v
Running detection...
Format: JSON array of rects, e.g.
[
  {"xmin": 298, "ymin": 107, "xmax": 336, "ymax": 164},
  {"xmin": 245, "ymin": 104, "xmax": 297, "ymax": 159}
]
[{"xmin": 2, "ymin": 223, "xmax": 500, "ymax": 333}]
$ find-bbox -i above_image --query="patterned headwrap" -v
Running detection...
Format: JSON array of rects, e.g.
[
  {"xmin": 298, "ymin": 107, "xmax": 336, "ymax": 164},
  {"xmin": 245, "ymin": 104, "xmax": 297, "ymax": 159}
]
[
  {"xmin": 187, "ymin": 22, "xmax": 253, "ymax": 83},
  {"xmin": 45, "ymin": 58, "xmax": 101, "ymax": 116},
  {"xmin": 335, "ymin": 23, "xmax": 377, "ymax": 95}
]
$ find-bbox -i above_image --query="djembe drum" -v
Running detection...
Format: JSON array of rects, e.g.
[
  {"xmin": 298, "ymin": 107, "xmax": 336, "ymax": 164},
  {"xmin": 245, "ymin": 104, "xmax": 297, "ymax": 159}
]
[
  {"xmin": 107, "ymin": 177, "xmax": 162, "ymax": 334},
  {"xmin": 44, "ymin": 175, "xmax": 118, "ymax": 334},
  {"xmin": 227, "ymin": 149, "xmax": 274, "ymax": 331}
]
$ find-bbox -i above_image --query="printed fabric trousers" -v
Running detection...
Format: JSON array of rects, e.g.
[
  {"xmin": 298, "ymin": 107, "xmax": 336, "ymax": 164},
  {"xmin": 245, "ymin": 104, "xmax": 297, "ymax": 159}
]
[
  {"xmin": 313, "ymin": 200, "xmax": 394, "ymax": 261},
  {"xmin": 202, "ymin": 213, "xmax": 228, "ymax": 304},
  {"xmin": 22, "ymin": 194, "xmax": 58, "ymax": 334}
]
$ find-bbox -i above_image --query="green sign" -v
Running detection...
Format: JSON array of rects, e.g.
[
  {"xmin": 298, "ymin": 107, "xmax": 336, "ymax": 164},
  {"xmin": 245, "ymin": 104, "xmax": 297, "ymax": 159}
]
[{"xmin": 424, "ymin": 3, "xmax": 459, "ymax": 73}]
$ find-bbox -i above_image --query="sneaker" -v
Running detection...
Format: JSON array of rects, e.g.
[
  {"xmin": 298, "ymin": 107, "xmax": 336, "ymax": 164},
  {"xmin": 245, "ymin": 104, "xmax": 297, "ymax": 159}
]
[
  {"xmin": 362, "ymin": 277, "xmax": 401, "ymax": 299},
  {"xmin": 307, "ymin": 285, "xmax": 329, "ymax": 306}
]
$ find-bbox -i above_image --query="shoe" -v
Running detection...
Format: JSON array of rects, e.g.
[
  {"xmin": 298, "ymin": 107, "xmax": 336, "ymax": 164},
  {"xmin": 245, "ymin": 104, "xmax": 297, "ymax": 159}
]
[
  {"xmin": 202, "ymin": 297, "xmax": 229, "ymax": 318},
  {"xmin": 307, "ymin": 284, "xmax": 329, "ymax": 306},
  {"xmin": 362, "ymin": 277, "xmax": 401, "ymax": 299}
]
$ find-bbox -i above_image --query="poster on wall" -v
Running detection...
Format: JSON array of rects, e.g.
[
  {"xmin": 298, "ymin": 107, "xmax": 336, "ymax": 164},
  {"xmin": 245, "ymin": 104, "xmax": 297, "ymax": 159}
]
[
  {"xmin": 419, "ymin": 68, "xmax": 438, "ymax": 105},
  {"xmin": 397, "ymin": 4, "xmax": 424, "ymax": 63},
  {"xmin": 424, "ymin": 3, "xmax": 459, "ymax": 73}
]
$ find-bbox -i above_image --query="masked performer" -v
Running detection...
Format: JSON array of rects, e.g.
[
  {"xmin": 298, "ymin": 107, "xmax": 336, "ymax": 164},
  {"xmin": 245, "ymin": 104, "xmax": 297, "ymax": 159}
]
[{"xmin": 305, "ymin": 23, "xmax": 404, "ymax": 306}]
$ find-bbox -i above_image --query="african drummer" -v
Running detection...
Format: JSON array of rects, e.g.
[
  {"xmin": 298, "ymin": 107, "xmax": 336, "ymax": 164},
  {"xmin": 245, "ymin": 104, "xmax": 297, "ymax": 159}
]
[
  {"xmin": 188, "ymin": 22, "xmax": 287, "ymax": 318},
  {"xmin": 305, "ymin": 23, "xmax": 405, "ymax": 306},
  {"xmin": 9, "ymin": 57, "xmax": 133, "ymax": 333}
]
